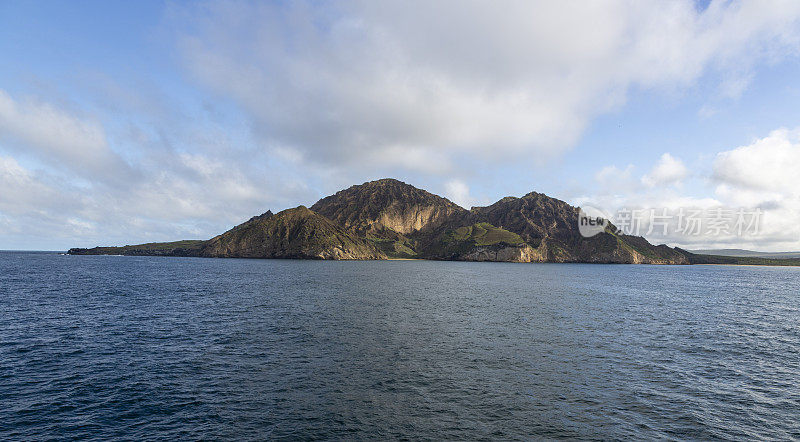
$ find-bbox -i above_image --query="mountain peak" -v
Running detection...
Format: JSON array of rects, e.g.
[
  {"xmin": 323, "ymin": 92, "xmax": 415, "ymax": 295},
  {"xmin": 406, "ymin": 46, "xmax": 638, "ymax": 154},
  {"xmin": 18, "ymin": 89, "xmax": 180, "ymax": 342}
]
[
  {"xmin": 311, "ymin": 178, "xmax": 465, "ymax": 234},
  {"xmin": 368, "ymin": 178, "xmax": 407, "ymax": 186},
  {"xmin": 280, "ymin": 205, "xmax": 311, "ymax": 215}
]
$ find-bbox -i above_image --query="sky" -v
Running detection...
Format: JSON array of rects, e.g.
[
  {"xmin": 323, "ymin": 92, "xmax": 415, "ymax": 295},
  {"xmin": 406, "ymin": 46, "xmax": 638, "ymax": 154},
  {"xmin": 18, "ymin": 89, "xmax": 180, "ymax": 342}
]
[{"xmin": 2, "ymin": 0, "xmax": 800, "ymax": 251}]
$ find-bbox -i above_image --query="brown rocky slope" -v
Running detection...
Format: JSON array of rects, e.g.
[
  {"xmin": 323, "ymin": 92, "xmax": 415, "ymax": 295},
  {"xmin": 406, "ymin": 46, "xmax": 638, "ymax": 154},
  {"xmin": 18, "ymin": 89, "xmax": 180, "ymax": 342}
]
[{"xmin": 200, "ymin": 206, "xmax": 386, "ymax": 260}]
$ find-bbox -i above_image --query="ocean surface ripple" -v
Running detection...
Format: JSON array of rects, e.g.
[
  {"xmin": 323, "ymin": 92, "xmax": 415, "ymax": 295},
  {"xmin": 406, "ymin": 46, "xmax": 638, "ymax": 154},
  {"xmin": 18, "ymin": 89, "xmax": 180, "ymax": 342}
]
[{"xmin": 1, "ymin": 252, "xmax": 799, "ymax": 440}]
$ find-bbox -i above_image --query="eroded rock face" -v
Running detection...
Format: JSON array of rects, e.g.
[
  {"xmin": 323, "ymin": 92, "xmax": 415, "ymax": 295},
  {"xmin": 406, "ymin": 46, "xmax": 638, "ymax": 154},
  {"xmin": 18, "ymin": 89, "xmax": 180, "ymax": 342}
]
[
  {"xmin": 461, "ymin": 244, "xmax": 547, "ymax": 263},
  {"xmin": 311, "ymin": 178, "xmax": 467, "ymax": 235},
  {"xmin": 373, "ymin": 204, "xmax": 456, "ymax": 234}
]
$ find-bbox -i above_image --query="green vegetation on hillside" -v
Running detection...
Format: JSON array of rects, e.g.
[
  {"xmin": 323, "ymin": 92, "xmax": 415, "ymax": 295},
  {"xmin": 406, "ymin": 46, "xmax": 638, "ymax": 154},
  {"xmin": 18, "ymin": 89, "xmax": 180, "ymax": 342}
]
[
  {"xmin": 367, "ymin": 237, "xmax": 418, "ymax": 258},
  {"xmin": 420, "ymin": 222, "xmax": 526, "ymax": 259},
  {"xmin": 445, "ymin": 222, "xmax": 523, "ymax": 246}
]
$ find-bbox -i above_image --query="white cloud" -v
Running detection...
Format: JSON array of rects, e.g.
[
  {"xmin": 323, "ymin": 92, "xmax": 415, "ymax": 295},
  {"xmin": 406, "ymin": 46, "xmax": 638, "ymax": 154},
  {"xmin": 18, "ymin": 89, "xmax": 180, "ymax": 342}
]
[
  {"xmin": 713, "ymin": 128, "xmax": 800, "ymax": 193},
  {"xmin": 175, "ymin": 0, "xmax": 800, "ymax": 174},
  {"xmin": 0, "ymin": 156, "xmax": 76, "ymax": 215},
  {"xmin": 595, "ymin": 164, "xmax": 637, "ymax": 192},
  {"xmin": 698, "ymin": 105, "xmax": 718, "ymax": 119},
  {"xmin": 444, "ymin": 179, "xmax": 473, "ymax": 209},
  {"xmin": 0, "ymin": 88, "xmax": 316, "ymax": 249},
  {"xmin": 708, "ymin": 128, "xmax": 800, "ymax": 249},
  {"xmin": 719, "ymin": 72, "xmax": 754, "ymax": 99},
  {"xmin": 577, "ymin": 129, "xmax": 800, "ymax": 251},
  {"xmin": 642, "ymin": 153, "xmax": 689, "ymax": 187},
  {"xmin": 0, "ymin": 89, "xmax": 132, "ymax": 183},
  {"xmin": 597, "ymin": 164, "xmax": 634, "ymax": 182}
]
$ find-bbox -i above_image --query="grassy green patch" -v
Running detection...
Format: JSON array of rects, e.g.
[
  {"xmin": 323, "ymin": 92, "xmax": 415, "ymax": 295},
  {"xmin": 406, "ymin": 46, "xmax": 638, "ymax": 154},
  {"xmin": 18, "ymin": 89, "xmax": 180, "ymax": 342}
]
[
  {"xmin": 367, "ymin": 237, "xmax": 418, "ymax": 259},
  {"xmin": 446, "ymin": 222, "xmax": 523, "ymax": 246}
]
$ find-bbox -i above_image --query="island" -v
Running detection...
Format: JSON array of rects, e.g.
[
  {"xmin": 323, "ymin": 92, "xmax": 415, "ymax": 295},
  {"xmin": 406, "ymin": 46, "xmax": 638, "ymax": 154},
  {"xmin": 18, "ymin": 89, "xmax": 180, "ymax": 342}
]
[{"xmin": 68, "ymin": 178, "xmax": 800, "ymax": 266}]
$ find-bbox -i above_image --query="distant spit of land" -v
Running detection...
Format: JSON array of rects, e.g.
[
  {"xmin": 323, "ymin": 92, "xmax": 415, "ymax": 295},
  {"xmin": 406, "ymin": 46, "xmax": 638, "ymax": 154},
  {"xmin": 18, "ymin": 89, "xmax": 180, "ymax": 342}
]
[{"xmin": 689, "ymin": 249, "xmax": 800, "ymax": 259}]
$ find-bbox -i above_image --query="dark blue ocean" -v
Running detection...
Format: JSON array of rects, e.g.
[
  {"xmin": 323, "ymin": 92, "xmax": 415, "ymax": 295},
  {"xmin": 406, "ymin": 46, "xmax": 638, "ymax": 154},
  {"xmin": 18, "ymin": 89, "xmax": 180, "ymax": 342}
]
[{"xmin": 1, "ymin": 251, "xmax": 799, "ymax": 440}]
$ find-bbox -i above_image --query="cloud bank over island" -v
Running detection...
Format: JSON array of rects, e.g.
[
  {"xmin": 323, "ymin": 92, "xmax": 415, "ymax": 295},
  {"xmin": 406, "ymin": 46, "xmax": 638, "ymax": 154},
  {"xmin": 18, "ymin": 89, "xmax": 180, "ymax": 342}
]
[{"xmin": 177, "ymin": 0, "xmax": 800, "ymax": 169}]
